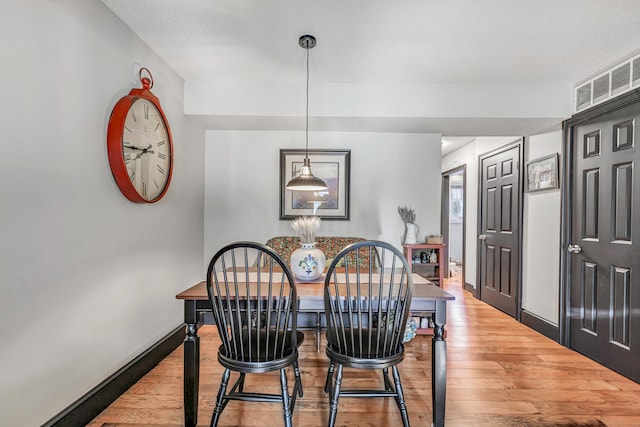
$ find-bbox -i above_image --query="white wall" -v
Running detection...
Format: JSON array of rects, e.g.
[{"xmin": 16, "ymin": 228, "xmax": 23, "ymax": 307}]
[
  {"xmin": 186, "ymin": 81, "xmax": 572, "ymax": 119},
  {"xmin": 443, "ymin": 142, "xmax": 478, "ymax": 285},
  {"xmin": 449, "ymin": 221, "xmax": 463, "ymax": 262},
  {"xmin": 0, "ymin": 2, "xmax": 205, "ymax": 425},
  {"xmin": 522, "ymin": 131, "xmax": 562, "ymax": 324},
  {"xmin": 205, "ymin": 131, "xmax": 442, "ymax": 264},
  {"xmin": 448, "ymin": 174, "xmax": 464, "ymax": 263}
]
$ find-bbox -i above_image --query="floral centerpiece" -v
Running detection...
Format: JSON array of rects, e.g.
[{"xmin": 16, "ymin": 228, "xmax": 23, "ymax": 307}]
[
  {"xmin": 290, "ymin": 216, "xmax": 326, "ymax": 281},
  {"xmin": 398, "ymin": 205, "xmax": 418, "ymax": 244}
]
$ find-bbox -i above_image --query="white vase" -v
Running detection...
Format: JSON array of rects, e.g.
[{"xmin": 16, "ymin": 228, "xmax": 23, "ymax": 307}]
[
  {"xmin": 290, "ymin": 242, "xmax": 326, "ymax": 281},
  {"xmin": 404, "ymin": 223, "xmax": 419, "ymax": 245}
]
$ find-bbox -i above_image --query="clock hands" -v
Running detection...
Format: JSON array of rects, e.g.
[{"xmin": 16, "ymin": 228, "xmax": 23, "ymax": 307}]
[
  {"xmin": 124, "ymin": 143, "xmax": 155, "ymax": 160},
  {"xmin": 124, "ymin": 143, "xmax": 152, "ymax": 151},
  {"xmin": 134, "ymin": 149, "xmax": 155, "ymax": 160}
]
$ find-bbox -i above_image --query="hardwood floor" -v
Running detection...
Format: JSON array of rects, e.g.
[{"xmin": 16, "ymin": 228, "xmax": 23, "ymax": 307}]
[{"xmin": 89, "ymin": 275, "xmax": 640, "ymax": 426}]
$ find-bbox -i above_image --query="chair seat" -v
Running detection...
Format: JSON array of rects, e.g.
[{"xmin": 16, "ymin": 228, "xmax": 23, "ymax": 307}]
[
  {"xmin": 326, "ymin": 329, "xmax": 404, "ymax": 369},
  {"xmin": 219, "ymin": 330, "xmax": 305, "ymax": 373}
]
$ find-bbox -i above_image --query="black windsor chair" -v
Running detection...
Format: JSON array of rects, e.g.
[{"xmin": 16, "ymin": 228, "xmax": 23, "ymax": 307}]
[
  {"xmin": 206, "ymin": 241, "xmax": 304, "ymax": 427},
  {"xmin": 323, "ymin": 240, "xmax": 413, "ymax": 427}
]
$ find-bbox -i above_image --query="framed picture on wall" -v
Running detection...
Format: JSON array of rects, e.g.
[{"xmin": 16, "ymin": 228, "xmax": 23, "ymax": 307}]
[
  {"xmin": 279, "ymin": 149, "xmax": 351, "ymax": 220},
  {"xmin": 526, "ymin": 153, "xmax": 560, "ymax": 192}
]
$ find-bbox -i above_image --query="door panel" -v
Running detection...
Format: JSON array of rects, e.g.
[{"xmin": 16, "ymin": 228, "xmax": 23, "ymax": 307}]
[
  {"xmin": 478, "ymin": 142, "xmax": 522, "ymax": 317},
  {"xmin": 569, "ymin": 101, "xmax": 640, "ymax": 382}
]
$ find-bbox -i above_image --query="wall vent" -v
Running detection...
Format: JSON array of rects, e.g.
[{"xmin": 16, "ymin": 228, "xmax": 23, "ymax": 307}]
[
  {"xmin": 633, "ymin": 57, "xmax": 640, "ymax": 86},
  {"xmin": 574, "ymin": 52, "xmax": 640, "ymax": 113},
  {"xmin": 611, "ymin": 63, "xmax": 631, "ymax": 96},
  {"xmin": 576, "ymin": 83, "xmax": 592, "ymax": 111}
]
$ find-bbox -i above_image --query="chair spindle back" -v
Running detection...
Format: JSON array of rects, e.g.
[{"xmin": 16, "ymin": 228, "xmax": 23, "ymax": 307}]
[
  {"xmin": 207, "ymin": 241, "xmax": 299, "ymax": 364},
  {"xmin": 324, "ymin": 240, "xmax": 412, "ymax": 359}
]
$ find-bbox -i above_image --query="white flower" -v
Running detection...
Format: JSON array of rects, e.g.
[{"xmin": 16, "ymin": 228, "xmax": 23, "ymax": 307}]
[{"xmin": 291, "ymin": 216, "xmax": 321, "ymax": 243}]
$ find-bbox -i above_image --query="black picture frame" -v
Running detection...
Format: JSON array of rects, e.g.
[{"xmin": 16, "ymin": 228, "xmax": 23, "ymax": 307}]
[
  {"xmin": 526, "ymin": 153, "xmax": 560, "ymax": 192},
  {"xmin": 280, "ymin": 149, "xmax": 351, "ymax": 220}
]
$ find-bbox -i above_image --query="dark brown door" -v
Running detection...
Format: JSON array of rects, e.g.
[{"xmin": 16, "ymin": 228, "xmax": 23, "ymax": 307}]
[
  {"xmin": 568, "ymin": 100, "xmax": 640, "ymax": 382},
  {"xmin": 478, "ymin": 140, "xmax": 522, "ymax": 318}
]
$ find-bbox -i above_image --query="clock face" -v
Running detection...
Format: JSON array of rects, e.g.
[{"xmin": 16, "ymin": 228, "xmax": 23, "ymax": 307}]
[{"xmin": 122, "ymin": 98, "xmax": 171, "ymax": 202}]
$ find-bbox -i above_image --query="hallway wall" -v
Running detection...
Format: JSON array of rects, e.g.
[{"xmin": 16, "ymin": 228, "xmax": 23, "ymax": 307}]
[
  {"xmin": 441, "ymin": 132, "xmax": 562, "ymax": 325},
  {"xmin": 522, "ymin": 130, "xmax": 562, "ymax": 324}
]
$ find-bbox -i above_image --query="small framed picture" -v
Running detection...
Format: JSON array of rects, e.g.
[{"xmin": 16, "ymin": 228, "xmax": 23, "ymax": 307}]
[
  {"xmin": 279, "ymin": 149, "xmax": 351, "ymax": 220},
  {"xmin": 526, "ymin": 153, "xmax": 560, "ymax": 192}
]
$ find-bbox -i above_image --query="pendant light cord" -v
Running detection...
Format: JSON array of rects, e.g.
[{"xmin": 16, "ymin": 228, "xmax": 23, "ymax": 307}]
[
  {"xmin": 305, "ymin": 43, "xmax": 310, "ymax": 159},
  {"xmin": 285, "ymin": 35, "xmax": 327, "ymax": 191}
]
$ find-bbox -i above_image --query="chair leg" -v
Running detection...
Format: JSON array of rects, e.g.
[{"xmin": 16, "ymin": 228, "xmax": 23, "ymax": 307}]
[
  {"xmin": 238, "ymin": 372, "xmax": 246, "ymax": 393},
  {"xmin": 324, "ymin": 360, "xmax": 335, "ymax": 394},
  {"xmin": 327, "ymin": 364, "xmax": 343, "ymax": 427},
  {"xmin": 210, "ymin": 368, "xmax": 231, "ymax": 427},
  {"xmin": 382, "ymin": 367, "xmax": 392, "ymax": 391},
  {"xmin": 316, "ymin": 312, "xmax": 322, "ymax": 352},
  {"xmin": 280, "ymin": 368, "xmax": 293, "ymax": 427},
  {"xmin": 293, "ymin": 361, "xmax": 304, "ymax": 397},
  {"xmin": 392, "ymin": 365, "xmax": 410, "ymax": 427}
]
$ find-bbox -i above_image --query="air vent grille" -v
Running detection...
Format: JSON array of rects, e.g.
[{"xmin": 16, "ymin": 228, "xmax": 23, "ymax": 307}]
[
  {"xmin": 576, "ymin": 83, "xmax": 592, "ymax": 111},
  {"xmin": 611, "ymin": 63, "xmax": 631, "ymax": 95},
  {"xmin": 593, "ymin": 74, "xmax": 610, "ymax": 103},
  {"xmin": 574, "ymin": 52, "xmax": 640, "ymax": 113}
]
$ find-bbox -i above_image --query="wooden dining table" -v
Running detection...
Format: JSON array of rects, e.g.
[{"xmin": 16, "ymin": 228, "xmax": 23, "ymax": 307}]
[{"xmin": 176, "ymin": 272, "xmax": 454, "ymax": 427}]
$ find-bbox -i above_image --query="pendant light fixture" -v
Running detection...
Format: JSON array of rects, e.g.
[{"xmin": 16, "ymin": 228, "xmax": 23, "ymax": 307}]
[{"xmin": 285, "ymin": 35, "xmax": 328, "ymax": 192}]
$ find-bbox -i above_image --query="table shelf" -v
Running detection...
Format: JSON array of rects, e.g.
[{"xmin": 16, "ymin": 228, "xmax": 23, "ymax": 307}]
[
  {"xmin": 403, "ymin": 244, "xmax": 446, "ymax": 287},
  {"xmin": 404, "ymin": 243, "xmax": 446, "ymax": 337}
]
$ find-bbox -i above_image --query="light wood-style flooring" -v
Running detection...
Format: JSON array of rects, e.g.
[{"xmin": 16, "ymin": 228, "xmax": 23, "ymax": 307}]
[{"xmin": 89, "ymin": 275, "xmax": 640, "ymax": 426}]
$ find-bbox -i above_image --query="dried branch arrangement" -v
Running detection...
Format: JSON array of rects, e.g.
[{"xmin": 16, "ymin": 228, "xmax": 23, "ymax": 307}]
[
  {"xmin": 397, "ymin": 206, "xmax": 416, "ymax": 224},
  {"xmin": 291, "ymin": 216, "xmax": 321, "ymax": 244}
]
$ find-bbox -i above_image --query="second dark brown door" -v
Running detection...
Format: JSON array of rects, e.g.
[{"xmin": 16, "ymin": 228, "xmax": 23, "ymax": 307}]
[{"xmin": 478, "ymin": 140, "xmax": 522, "ymax": 318}]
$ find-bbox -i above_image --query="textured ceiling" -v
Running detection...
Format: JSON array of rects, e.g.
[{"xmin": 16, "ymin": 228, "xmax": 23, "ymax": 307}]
[
  {"xmin": 103, "ymin": 0, "xmax": 640, "ymax": 84},
  {"xmin": 103, "ymin": 0, "xmax": 640, "ymax": 142}
]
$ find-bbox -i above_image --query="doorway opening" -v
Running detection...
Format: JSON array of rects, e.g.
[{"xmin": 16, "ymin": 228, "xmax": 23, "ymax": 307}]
[{"xmin": 441, "ymin": 165, "xmax": 466, "ymax": 288}]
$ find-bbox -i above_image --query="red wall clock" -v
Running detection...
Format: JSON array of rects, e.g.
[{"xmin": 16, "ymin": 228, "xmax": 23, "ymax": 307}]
[{"xmin": 107, "ymin": 68, "xmax": 173, "ymax": 203}]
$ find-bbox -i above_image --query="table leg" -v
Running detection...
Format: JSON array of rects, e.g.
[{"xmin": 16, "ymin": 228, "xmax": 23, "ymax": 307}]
[
  {"xmin": 184, "ymin": 300, "xmax": 200, "ymax": 427},
  {"xmin": 431, "ymin": 300, "xmax": 447, "ymax": 427},
  {"xmin": 316, "ymin": 312, "xmax": 322, "ymax": 352}
]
